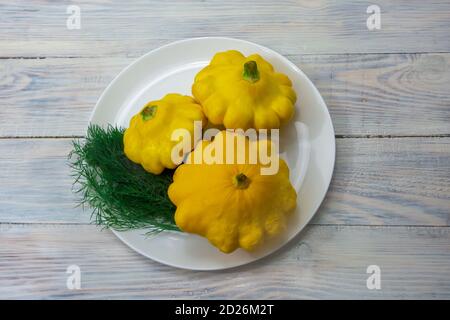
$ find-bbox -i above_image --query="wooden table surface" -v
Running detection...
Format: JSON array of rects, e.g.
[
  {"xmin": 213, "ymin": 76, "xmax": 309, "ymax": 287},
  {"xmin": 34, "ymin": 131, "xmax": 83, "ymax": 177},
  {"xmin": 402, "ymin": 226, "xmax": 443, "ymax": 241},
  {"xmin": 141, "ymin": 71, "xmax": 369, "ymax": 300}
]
[{"xmin": 1, "ymin": 1, "xmax": 449, "ymax": 299}]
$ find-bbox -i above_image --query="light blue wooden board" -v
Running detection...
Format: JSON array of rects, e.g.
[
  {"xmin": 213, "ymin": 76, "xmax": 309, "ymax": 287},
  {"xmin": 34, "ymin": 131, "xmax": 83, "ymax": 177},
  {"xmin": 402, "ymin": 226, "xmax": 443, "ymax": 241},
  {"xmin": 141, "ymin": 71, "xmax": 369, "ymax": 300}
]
[
  {"xmin": 0, "ymin": 138, "xmax": 448, "ymax": 226},
  {"xmin": 0, "ymin": 54, "xmax": 449, "ymax": 137},
  {"xmin": 0, "ymin": 224, "xmax": 448, "ymax": 299},
  {"xmin": 0, "ymin": 1, "xmax": 449, "ymax": 57},
  {"xmin": 0, "ymin": 0, "xmax": 449, "ymax": 300}
]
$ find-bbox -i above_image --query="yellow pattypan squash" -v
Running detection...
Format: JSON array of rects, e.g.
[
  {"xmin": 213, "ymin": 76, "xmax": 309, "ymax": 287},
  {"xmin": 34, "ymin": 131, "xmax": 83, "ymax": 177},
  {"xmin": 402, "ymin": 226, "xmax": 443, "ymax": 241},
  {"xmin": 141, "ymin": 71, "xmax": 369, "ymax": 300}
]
[
  {"xmin": 168, "ymin": 130, "xmax": 297, "ymax": 253},
  {"xmin": 124, "ymin": 93, "xmax": 206, "ymax": 174},
  {"xmin": 192, "ymin": 50, "xmax": 297, "ymax": 130}
]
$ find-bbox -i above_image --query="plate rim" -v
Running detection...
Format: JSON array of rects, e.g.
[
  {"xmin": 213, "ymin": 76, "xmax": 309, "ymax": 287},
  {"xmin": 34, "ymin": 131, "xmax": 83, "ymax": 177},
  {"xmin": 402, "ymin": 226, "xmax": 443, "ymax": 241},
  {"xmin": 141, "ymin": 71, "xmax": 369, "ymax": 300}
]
[{"xmin": 90, "ymin": 36, "xmax": 336, "ymax": 270}]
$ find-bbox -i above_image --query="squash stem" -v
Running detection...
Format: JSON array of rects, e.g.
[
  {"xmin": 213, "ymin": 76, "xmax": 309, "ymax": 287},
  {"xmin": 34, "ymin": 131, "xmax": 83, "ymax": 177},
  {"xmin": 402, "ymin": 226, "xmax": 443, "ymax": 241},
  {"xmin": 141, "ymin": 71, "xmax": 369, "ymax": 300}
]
[
  {"xmin": 141, "ymin": 105, "xmax": 157, "ymax": 121},
  {"xmin": 233, "ymin": 173, "xmax": 250, "ymax": 189},
  {"xmin": 242, "ymin": 61, "xmax": 260, "ymax": 83}
]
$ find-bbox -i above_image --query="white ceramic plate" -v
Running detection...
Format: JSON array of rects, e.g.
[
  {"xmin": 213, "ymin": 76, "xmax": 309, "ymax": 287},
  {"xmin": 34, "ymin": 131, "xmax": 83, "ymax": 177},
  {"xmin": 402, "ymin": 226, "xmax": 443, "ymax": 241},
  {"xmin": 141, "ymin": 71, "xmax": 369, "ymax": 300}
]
[{"xmin": 90, "ymin": 37, "xmax": 335, "ymax": 270}]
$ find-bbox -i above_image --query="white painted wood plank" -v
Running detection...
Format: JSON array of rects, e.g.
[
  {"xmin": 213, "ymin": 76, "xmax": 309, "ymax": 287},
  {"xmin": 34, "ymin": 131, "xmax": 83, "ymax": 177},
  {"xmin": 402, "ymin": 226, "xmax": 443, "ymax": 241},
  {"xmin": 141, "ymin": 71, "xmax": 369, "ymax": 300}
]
[
  {"xmin": 0, "ymin": 137, "xmax": 448, "ymax": 226},
  {"xmin": 0, "ymin": 224, "xmax": 448, "ymax": 299},
  {"xmin": 0, "ymin": 139, "xmax": 88, "ymax": 224},
  {"xmin": 297, "ymin": 53, "xmax": 450, "ymax": 136},
  {"xmin": 1, "ymin": 53, "xmax": 449, "ymax": 137},
  {"xmin": 0, "ymin": 1, "xmax": 449, "ymax": 57},
  {"xmin": 317, "ymin": 137, "xmax": 450, "ymax": 226}
]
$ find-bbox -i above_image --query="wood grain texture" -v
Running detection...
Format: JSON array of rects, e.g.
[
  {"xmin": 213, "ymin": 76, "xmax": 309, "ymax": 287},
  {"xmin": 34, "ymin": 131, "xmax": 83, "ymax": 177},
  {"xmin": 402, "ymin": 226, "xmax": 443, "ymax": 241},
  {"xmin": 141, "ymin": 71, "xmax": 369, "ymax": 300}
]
[
  {"xmin": 1, "ymin": 53, "xmax": 449, "ymax": 137},
  {"xmin": 0, "ymin": 0, "xmax": 449, "ymax": 57},
  {"xmin": 318, "ymin": 137, "xmax": 450, "ymax": 226},
  {"xmin": 0, "ymin": 223, "xmax": 449, "ymax": 299},
  {"xmin": 1, "ymin": 0, "xmax": 450, "ymax": 300},
  {"xmin": 1, "ymin": 137, "xmax": 448, "ymax": 226},
  {"xmin": 297, "ymin": 53, "xmax": 450, "ymax": 136}
]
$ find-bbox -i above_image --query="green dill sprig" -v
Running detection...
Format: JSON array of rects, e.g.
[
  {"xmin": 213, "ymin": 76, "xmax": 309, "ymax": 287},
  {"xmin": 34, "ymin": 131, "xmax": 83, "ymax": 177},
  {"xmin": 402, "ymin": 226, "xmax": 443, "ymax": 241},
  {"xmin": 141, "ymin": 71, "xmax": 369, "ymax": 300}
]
[{"xmin": 69, "ymin": 124, "xmax": 179, "ymax": 233}]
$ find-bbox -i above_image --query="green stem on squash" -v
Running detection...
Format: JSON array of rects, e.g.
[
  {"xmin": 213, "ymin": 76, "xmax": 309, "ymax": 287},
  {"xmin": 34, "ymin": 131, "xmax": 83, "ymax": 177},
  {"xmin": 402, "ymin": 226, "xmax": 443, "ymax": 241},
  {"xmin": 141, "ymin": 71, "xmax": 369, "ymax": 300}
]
[
  {"xmin": 141, "ymin": 105, "xmax": 157, "ymax": 121},
  {"xmin": 233, "ymin": 173, "xmax": 251, "ymax": 189},
  {"xmin": 242, "ymin": 61, "xmax": 260, "ymax": 83}
]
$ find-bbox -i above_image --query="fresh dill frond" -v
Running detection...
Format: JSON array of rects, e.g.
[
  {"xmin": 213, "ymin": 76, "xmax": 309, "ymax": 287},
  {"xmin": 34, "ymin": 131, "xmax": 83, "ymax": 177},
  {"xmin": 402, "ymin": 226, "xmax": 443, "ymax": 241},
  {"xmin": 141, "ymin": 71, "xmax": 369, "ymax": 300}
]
[{"xmin": 69, "ymin": 124, "xmax": 179, "ymax": 234}]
